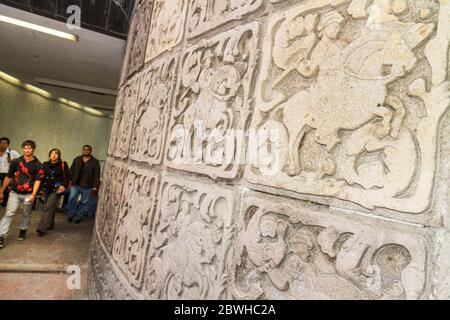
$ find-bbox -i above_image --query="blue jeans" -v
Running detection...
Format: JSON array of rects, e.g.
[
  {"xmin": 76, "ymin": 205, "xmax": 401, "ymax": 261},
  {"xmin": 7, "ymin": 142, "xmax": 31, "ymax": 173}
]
[
  {"xmin": 67, "ymin": 185, "xmax": 92, "ymax": 220},
  {"xmin": 85, "ymin": 195, "xmax": 98, "ymax": 218}
]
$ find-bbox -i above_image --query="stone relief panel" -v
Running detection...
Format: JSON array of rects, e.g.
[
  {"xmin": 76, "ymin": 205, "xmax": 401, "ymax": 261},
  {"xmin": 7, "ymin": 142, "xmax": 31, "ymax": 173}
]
[
  {"xmin": 112, "ymin": 167, "xmax": 159, "ymax": 289},
  {"xmin": 232, "ymin": 191, "xmax": 428, "ymax": 300},
  {"xmin": 91, "ymin": 0, "xmax": 450, "ymax": 301},
  {"xmin": 165, "ymin": 23, "xmax": 260, "ymax": 180},
  {"xmin": 90, "ymin": 234, "xmax": 138, "ymax": 300},
  {"xmin": 109, "ymin": 75, "xmax": 141, "ymax": 159},
  {"xmin": 107, "ymin": 88, "xmax": 124, "ymax": 157},
  {"xmin": 143, "ymin": 175, "xmax": 236, "ymax": 299},
  {"xmin": 186, "ymin": 0, "xmax": 264, "ymax": 38},
  {"xmin": 95, "ymin": 159, "xmax": 126, "ymax": 253},
  {"xmin": 130, "ymin": 55, "xmax": 178, "ymax": 165},
  {"xmin": 246, "ymin": 0, "xmax": 450, "ymax": 216},
  {"xmin": 127, "ymin": 0, "xmax": 153, "ymax": 77},
  {"xmin": 145, "ymin": 0, "xmax": 189, "ymax": 63}
]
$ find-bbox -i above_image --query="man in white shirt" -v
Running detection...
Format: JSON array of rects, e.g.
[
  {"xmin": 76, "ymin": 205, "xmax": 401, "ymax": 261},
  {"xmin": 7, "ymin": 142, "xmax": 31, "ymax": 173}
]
[{"xmin": 0, "ymin": 137, "xmax": 20, "ymax": 207}]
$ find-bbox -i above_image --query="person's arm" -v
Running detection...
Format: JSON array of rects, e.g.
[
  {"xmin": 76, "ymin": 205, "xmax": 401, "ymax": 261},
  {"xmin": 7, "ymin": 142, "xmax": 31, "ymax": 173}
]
[
  {"xmin": 0, "ymin": 177, "xmax": 11, "ymax": 202},
  {"xmin": 27, "ymin": 180, "xmax": 41, "ymax": 203},
  {"xmin": 29, "ymin": 164, "xmax": 44, "ymax": 202},
  {"xmin": 56, "ymin": 161, "xmax": 71, "ymax": 194},
  {"xmin": 0, "ymin": 160, "xmax": 16, "ymax": 201},
  {"xmin": 92, "ymin": 161, "xmax": 101, "ymax": 191},
  {"xmin": 63, "ymin": 161, "xmax": 71, "ymax": 188},
  {"xmin": 69, "ymin": 158, "xmax": 76, "ymax": 179}
]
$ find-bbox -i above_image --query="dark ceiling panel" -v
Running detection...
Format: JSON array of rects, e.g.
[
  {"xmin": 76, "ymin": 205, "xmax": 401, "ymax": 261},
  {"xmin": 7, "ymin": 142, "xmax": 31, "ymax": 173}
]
[
  {"xmin": 0, "ymin": 0, "xmax": 135, "ymax": 39},
  {"xmin": 81, "ymin": 0, "xmax": 109, "ymax": 29},
  {"xmin": 107, "ymin": 0, "xmax": 133, "ymax": 35},
  {"xmin": 30, "ymin": 0, "xmax": 56, "ymax": 15},
  {"xmin": 56, "ymin": 0, "xmax": 82, "ymax": 17}
]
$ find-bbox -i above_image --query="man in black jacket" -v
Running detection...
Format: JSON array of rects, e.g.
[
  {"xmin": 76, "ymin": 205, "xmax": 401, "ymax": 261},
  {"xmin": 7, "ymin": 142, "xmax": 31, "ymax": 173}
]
[{"xmin": 67, "ymin": 145, "xmax": 100, "ymax": 224}]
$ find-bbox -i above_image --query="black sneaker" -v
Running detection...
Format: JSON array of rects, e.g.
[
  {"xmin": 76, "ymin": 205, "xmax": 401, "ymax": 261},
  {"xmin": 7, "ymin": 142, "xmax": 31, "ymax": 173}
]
[
  {"xmin": 67, "ymin": 216, "xmax": 74, "ymax": 223},
  {"xmin": 17, "ymin": 229, "xmax": 27, "ymax": 241},
  {"xmin": 0, "ymin": 237, "xmax": 4, "ymax": 249},
  {"xmin": 37, "ymin": 230, "xmax": 45, "ymax": 237},
  {"xmin": 74, "ymin": 219, "xmax": 81, "ymax": 224}
]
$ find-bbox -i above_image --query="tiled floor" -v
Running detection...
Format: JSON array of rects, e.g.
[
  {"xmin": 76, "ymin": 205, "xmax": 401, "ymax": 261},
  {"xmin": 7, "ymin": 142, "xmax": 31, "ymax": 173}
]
[
  {"xmin": 0, "ymin": 271, "xmax": 87, "ymax": 300},
  {"xmin": 0, "ymin": 208, "xmax": 93, "ymax": 300}
]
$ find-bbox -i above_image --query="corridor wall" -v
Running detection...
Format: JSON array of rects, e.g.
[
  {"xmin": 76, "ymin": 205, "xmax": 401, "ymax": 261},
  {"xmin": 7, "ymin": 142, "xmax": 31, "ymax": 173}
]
[{"xmin": 0, "ymin": 79, "xmax": 112, "ymax": 165}]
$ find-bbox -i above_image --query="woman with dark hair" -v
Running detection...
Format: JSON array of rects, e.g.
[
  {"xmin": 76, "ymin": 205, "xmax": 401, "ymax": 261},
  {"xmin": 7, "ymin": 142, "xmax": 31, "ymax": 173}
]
[{"xmin": 36, "ymin": 149, "xmax": 70, "ymax": 236}]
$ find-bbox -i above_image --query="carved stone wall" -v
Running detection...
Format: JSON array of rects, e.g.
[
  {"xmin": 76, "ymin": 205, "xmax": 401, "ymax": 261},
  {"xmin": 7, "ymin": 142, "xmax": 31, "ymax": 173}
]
[{"xmin": 90, "ymin": 0, "xmax": 450, "ymax": 300}]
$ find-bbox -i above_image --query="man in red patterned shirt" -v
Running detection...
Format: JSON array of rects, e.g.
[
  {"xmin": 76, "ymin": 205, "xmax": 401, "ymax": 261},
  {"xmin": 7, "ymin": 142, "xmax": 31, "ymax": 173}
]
[{"xmin": 0, "ymin": 140, "xmax": 43, "ymax": 248}]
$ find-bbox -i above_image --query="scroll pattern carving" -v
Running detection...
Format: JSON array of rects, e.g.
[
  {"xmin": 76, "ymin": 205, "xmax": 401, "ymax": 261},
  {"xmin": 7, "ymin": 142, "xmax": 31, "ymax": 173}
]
[
  {"xmin": 112, "ymin": 168, "xmax": 159, "ymax": 289},
  {"xmin": 127, "ymin": 0, "xmax": 153, "ymax": 77},
  {"xmin": 246, "ymin": 0, "xmax": 450, "ymax": 216},
  {"xmin": 166, "ymin": 23, "xmax": 259, "ymax": 180},
  {"xmin": 145, "ymin": 0, "xmax": 189, "ymax": 63},
  {"xmin": 109, "ymin": 75, "xmax": 141, "ymax": 159},
  {"xmin": 187, "ymin": 0, "xmax": 264, "ymax": 38},
  {"xmin": 232, "ymin": 192, "xmax": 428, "ymax": 300},
  {"xmin": 130, "ymin": 55, "xmax": 178, "ymax": 165},
  {"xmin": 91, "ymin": 0, "xmax": 449, "ymax": 300},
  {"xmin": 96, "ymin": 159, "xmax": 126, "ymax": 253},
  {"xmin": 89, "ymin": 234, "xmax": 137, "ymax": 300},
  {"xmin": 143, "ymin": 175, "xmax": 236, "ymax": 299},
  {"xmin": 107, "ymin": 88, "xmax": 124, "ymax": 157}
]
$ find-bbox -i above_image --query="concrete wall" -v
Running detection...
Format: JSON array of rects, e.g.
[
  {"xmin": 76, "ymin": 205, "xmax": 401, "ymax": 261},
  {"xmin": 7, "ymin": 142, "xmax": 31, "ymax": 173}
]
[
  {"xmin": 90, "ymin": 0, "xmax": 450, "ymax": 300},
  {"xmin": 0, "ymin": 79, "xmax": 112, "ymax": 166}
]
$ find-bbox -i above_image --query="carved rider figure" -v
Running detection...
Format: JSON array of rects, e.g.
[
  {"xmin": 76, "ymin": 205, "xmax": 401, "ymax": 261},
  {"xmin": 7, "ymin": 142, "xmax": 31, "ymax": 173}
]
[{"xmin": 310, "ymin": 11, "xmax": 347, "ymax": 78}]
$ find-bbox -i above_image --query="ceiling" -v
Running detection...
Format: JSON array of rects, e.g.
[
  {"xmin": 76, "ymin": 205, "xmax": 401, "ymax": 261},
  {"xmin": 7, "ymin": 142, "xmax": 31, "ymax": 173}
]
[{"xmin": 0, "ymin": 4, "xmax": 127, "ymax": 115}]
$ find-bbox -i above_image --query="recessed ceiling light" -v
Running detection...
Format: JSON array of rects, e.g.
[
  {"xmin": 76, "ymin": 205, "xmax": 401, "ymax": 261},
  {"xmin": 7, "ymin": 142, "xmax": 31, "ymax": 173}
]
[
  {"xmin": 0, "ymin": 70, "xmax": 108, "ymax": 117},
  {"xmin": 0, "ymin": 14, "xmax": 78, "ymax": 42}
]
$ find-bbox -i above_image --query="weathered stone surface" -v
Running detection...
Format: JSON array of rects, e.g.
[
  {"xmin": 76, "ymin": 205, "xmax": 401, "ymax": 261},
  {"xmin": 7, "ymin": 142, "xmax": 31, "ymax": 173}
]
[
  {"xmin": 232, "ymin": 191, "xmax": 428, "ymax": 300},
  {"xmin": 108, "ymin": 75, "xmax": 141, "ymax": 159},
  {"xmin": 95, "ymin": 159, "xmax": 126, "ymax": 253},
  {"xmin": 143, "ymin": 174, "xmax": 236, "ymax": 299},
  {"xmin": 127, "ymin": 0, "xmax": 153, "ymax": 77},
  {"xmin": 186, "ymin": 0, "xmax": 264, "ymax": 38},
  {"xmin": 165, "ymin": 23, "xmax": 260, "ymax": 179},
  {"xmin": 130, "ymin": 55, "xmax": 178, "ymax": 165},
  {"xmin": 91, "ymin": 0, "xmax": 450, "ymax": 300},
  {"xmin": 111, "ymin": 167, "xmax": 159, "ymax": 289},
  {"xmin": 145, "ymin": 0, "xmax": 189, "ymax": 63},
  {"xmin": 89, "ymin": 232, "xmax": 139, "ymax": 300},
  {"xmin": 246, "ymin": 0, "xmax": 450, "ymax": 222}
]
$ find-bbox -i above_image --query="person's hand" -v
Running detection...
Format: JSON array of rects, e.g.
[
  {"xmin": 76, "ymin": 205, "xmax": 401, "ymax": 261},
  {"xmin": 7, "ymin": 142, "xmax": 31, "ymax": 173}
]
[
  {"xmin": 0, "ymin": 192, "xmax": 4, "ymax": 204},
  {"xmin": 27, "ymin": 194, "xmax": 36, "ymax": 204},
  {"xmin": 57, "ymin": 186, "xmax": 66, "ymax": 194},
  {"xmin": 297, "ymin": 60, "xmax": 318, "ymax": 78}
]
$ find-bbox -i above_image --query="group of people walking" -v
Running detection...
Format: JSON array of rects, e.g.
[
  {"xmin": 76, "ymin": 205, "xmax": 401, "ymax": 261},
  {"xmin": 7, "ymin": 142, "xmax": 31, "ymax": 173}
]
[{"xmin": 0, "ymin": 138, "xmax": 101, "ymax": 249}]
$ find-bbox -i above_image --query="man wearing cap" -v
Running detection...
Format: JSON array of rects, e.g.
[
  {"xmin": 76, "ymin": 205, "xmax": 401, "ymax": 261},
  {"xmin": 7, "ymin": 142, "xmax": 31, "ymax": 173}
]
[{"xmin": 310, "ymin": 11, "xmax": 347, "ymax": 75}]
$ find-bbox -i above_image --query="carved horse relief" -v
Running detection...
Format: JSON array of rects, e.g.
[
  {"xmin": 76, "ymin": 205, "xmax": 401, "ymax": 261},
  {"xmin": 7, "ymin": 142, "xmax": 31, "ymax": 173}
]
[{"xmin": 247, "ymin": 0, "xmax": 449, "ymax": 219}]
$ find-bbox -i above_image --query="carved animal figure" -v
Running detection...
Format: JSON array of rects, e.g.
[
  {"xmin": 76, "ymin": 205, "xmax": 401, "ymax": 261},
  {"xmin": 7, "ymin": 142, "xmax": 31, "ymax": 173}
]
[{"xmin": 149, "ymin": 222, "xmax": 216, "ymax": 299}]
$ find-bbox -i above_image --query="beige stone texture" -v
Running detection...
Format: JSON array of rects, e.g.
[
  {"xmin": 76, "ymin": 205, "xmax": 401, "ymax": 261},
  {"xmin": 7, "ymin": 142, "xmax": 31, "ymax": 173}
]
[
  {"xmin": 90, "ymin": 0, "xmax": 450, "ymax": 300},
  {"xmin": 165, "ymin": 23, "xmax": 260, "ymax": 179},
  {"xmin": 145, "ymin": 0, "xmax": 189, "ymax": 63}
]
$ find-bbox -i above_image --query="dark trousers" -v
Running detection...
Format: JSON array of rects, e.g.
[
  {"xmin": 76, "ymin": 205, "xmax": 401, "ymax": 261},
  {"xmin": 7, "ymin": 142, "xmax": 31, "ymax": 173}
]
[
  {"xmin": 0, "ymin": 174, "xmax": 9, "ymax": 208},
  {"xmin": 37, "ymin": 192, "xmax": 62, "ymax": 232}
]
